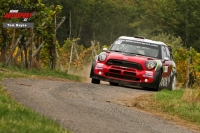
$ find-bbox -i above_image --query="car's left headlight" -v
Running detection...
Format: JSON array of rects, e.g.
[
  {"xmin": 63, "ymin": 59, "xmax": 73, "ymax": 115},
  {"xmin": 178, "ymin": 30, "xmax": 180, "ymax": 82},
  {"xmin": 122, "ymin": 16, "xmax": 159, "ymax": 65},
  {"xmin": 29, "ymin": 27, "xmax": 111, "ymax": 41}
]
[
  {"xmin": 146, "ymin": 60, "xmax": 157, "ymax": 69},
  {"xmin": 98, "ymin": 54, "xmax": 107, "ymax": 62}
]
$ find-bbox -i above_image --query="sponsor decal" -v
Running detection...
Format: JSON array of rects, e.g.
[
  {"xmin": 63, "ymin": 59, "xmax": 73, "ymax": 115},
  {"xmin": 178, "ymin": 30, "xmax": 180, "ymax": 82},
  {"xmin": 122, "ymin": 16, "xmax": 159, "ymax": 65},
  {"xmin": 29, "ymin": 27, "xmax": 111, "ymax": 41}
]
[
  {"xmin": 95, "ymin": 63, "xmax": 104, "ymax": 70},
  {"xmin": 143, "ymin": 71, "xmax": 153, "ymax": 78},
  {"xmin": 116, "ymin": 39, "xmax": 159, "ymax": 47}
]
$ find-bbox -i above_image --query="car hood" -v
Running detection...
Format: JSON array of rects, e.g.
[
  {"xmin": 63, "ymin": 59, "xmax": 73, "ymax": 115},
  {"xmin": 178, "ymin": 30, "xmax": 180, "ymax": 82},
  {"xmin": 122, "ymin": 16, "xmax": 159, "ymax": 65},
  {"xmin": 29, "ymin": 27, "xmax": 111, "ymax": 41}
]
[{"xmin": 106, "ymin": 52, "xmax": 154, "ymax": 64}]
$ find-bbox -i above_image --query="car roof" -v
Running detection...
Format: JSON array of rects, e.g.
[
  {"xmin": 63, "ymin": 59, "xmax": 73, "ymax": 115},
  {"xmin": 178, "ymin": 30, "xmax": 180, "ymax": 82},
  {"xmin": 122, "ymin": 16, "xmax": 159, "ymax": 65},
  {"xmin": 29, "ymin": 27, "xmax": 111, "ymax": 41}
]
[{"xmin": 118, "ymin": 36, "xmax": 167, "ymax": 46}]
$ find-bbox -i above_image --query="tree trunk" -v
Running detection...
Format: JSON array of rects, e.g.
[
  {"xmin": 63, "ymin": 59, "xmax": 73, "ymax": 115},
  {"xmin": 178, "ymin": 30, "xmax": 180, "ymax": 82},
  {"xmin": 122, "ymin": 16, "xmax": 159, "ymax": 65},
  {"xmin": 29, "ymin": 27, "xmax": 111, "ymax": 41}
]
[
  {"xmin": 24, "ymin": 47, "xmax": 28, "ymax": 69},
  {"xmin": 68, "ymin": 42, "xmax": 74, "ymax": 74},
  {"xmin": 2, "ymin": 29, "xmax": 7, "ymax": 67},
  {"xmin": 2, "ymin": 35, "xmax": 22, "ymax": 67},
  {"xmin": 28, "ymin": 28, "xmax": 33, "ymax": 69},
  {"xmin": 32, "ymin": 41, "xmax": 44, "ymax": 58},
  {"xmin": 35, "ymin": 37, "xmax": 41, "ymax": 62},
  {"xmin": 10, "ymin": 29, "xmax": 16, "ymax": 65},
  {"xmin": 13, "ymin": 34, "xmax": 35, "ymax": 61},
  {"xmin": 52, "ymin": 14, "xmax": 57, "ymax": 69},
  {"xmin": 69, "ymin": 10, "xmax": 72, "ymax": 39}
]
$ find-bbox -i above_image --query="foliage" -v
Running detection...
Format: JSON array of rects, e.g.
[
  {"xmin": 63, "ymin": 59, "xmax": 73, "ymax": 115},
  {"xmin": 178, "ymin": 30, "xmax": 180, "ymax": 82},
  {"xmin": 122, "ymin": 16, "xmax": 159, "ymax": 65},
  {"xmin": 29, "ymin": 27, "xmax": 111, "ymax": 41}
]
[
  {"xmin": 43, "ymin": 0, "xmax": 136, "ymax": 46},
  {"xmin": 58, "ymin": 38, "xmax": 108, "ymax": 75},
  {"xmin": 174, "ymin": 47, "xmax": 200, "ymax": 87}
]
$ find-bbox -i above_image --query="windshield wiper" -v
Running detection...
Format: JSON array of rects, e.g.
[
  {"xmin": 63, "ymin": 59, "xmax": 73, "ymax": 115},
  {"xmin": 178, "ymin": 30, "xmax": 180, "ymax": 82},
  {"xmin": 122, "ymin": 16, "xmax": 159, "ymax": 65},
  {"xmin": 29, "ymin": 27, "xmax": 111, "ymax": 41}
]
[
  {"xmin": 109, "ymin": 50, "xmax": 122, "ymax": 52},
  {"xmin": 132, "ymin": 53, "xmax": 143, "ymax": 55},
  {"xmin": 126, "ymin": 52, "xmax": 144, "ymax": 56}
]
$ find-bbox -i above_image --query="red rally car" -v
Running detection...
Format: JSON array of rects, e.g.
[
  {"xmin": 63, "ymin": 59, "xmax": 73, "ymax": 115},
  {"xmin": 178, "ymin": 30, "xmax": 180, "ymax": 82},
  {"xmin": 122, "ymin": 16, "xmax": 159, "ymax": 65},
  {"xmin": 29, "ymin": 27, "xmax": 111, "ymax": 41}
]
[{"xmin": 90, "ymin": 36, "xmax": 177, "ymax": 91}]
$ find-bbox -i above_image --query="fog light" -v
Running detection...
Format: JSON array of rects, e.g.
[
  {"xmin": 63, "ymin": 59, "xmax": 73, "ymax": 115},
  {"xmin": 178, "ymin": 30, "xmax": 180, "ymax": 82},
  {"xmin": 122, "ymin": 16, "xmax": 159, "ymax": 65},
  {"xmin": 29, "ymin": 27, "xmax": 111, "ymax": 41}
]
[
  {"xmin": 145, "ymin": 79, "xmax": 148, "ymax": 82},
  {"xmin": 99, "ymin": 71, "xmax": 102, "ymax": 75}
]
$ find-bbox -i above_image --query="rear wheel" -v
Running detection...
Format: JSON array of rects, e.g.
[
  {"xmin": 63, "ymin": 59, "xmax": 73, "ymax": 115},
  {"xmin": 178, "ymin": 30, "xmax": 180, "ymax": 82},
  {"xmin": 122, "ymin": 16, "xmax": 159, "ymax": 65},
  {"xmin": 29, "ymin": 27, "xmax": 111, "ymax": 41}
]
[
  {"xmin": 109, "ymin": 82, "xmax": 119, "ymax": 86},
  {"xmin": 91, "ymin": 78, "xmax": 100, "ymax": 84},
  {"xmin": 169, "ymin": 75, "xmax": 176, "ymax": 91}
]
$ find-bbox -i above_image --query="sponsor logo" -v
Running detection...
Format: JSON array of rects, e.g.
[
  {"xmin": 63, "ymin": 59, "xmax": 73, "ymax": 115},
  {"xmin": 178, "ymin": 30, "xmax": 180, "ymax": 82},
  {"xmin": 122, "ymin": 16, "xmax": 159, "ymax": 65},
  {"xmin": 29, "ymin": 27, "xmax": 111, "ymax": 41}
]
[
  {"xmin": 3, "ymin": 7, "xmax": 35, "ymax": 28},
  {"xmin": 4, "ymin": 10, "xmax": 33, "ymax": 21}
]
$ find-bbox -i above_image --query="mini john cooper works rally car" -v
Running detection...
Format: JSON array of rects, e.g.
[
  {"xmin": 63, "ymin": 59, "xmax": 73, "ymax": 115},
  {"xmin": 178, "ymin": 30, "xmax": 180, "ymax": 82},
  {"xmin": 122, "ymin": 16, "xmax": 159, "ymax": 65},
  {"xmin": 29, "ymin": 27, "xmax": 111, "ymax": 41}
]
[{"xmin": 90, "ymin": 36, "xmax": 177, "ymax": 91}]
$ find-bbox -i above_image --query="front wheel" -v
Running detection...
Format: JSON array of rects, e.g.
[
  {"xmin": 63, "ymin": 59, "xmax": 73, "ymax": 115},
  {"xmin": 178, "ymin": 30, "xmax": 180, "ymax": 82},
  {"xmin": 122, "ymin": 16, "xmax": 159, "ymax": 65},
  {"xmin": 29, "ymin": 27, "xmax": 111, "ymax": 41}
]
[
  {"xmin": 169, "ymin": 75, "xmax": 177, "ymax": 91},
  {"xmin": 91, "ymin": 78, "xmax": 100, "ymax": 84},
  {"xmin": 155, "ymin": 71, "xmax": 162, "ymax": 91}
]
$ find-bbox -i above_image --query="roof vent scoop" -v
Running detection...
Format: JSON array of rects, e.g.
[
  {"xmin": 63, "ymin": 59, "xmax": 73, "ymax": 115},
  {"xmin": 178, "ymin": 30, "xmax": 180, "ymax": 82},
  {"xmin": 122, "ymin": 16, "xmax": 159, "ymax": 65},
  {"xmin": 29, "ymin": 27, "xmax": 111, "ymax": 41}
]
[{"xmin": 134, "ymin": 36, "xmax": 145, "ymax": 39}]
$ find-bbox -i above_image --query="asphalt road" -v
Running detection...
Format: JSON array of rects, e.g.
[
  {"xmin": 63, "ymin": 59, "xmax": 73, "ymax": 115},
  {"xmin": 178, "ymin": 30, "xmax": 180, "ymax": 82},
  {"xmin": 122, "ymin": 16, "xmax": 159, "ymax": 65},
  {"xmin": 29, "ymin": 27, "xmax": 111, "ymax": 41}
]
[{"xmin": 2, "ymin": 78, "xmax": 199, "ymax": 133}]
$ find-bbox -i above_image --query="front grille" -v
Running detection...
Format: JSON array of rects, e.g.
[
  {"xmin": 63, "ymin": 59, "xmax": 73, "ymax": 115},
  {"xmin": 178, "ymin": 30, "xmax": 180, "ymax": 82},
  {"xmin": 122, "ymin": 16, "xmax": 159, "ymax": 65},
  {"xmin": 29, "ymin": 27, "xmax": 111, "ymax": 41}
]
[
  {"xmin": 124, "ymin": 71, "xmax": 136, "ymax": 76},
  {"xmin": 106, "ymin": 59, "xmax": 142, "ymax": 70},
  {"xmin": 105, "ymin": 73, "xmax": 140, "ymax": 81},
  {"xmin": 109, "ymin": 69, "xmax": 121, "ymax": 74}
]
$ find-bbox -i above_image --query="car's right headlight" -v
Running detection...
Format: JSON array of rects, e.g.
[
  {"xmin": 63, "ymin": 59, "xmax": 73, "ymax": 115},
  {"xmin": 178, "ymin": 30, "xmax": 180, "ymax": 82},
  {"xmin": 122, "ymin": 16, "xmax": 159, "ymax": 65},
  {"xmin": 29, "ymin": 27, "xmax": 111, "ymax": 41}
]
[
  {"xmin": 146, "ymin": 60, "xmax": 157, "ymax": 70},
  {"xmin": 98, "ymin": 54, "xmax": 107, "ymax": 62}
]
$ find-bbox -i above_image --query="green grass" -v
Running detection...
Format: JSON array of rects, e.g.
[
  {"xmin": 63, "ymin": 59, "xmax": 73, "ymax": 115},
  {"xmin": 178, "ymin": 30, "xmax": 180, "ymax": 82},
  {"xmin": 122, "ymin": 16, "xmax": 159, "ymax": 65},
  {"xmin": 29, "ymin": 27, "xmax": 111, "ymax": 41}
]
[
  {"xmin": 0, "ymin": 87, "xmax": 69, "ymax": 133},
  {"xmin": 0, "ymin": 67, "xmax": 82, "ymax": 133},
  {"xmin": 153, "ymin": 89, "xmax": 200, "ymax": 126},
  {"xmin": 4, "ymin": 66, "xmax": 82, "ymax": 81},
  {"xmin": 132, "ymin": 88, "xmax": 200, "ymax": 131}
]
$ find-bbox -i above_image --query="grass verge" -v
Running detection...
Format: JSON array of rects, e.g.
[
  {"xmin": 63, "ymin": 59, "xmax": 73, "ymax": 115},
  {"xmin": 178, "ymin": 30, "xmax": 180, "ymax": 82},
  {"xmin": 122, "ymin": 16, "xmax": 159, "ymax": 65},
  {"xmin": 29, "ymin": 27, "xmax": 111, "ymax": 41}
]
[
  {"xmin": 0, "ymin": 67, "xmax": 81, "ymax": 133},
  {"xmin": 125, "ymin": 89, "xmax": 200, "ymax": 131},
  {"xmin": 3, "ymin": 67, "xmax": 82, "ymax": 81},
  {"xmin": 0, "ymin": 87, "xmax": 69, "ymax": 133}
]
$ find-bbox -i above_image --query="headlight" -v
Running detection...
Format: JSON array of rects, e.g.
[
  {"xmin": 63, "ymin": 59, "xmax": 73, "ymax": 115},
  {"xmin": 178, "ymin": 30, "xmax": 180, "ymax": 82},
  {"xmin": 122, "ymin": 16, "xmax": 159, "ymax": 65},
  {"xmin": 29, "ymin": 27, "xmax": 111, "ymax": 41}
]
[
  {"xmin": 146, "ymin": 61, "xmax": 157, "ymax": 69},
  {"xmin": 98, "ymin": 54, "xmax": 107, "ymax": 62}
]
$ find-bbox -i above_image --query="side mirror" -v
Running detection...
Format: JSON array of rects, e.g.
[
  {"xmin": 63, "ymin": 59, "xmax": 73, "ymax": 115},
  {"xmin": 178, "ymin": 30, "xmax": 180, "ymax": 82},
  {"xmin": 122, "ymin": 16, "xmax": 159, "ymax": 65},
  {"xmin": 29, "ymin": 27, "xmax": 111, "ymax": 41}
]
[
  {"xmin": 168, "ymin": 46, "xmax": 172, "ymax": 53},
  {"xmin": 164, "ymin": 57, "xmax": 170, "ymax": 62},
  {"xmin": 103, "ymin": 48, "xmax": 108, "ymax": 52}
]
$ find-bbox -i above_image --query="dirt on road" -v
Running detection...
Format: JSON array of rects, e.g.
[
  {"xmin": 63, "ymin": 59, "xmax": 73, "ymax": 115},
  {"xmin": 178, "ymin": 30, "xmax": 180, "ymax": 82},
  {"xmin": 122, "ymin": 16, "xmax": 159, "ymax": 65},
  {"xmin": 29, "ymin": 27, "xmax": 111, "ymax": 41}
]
[{"xmin": 2, "ymin": 78, "xmax": 199, "ymax": 133}]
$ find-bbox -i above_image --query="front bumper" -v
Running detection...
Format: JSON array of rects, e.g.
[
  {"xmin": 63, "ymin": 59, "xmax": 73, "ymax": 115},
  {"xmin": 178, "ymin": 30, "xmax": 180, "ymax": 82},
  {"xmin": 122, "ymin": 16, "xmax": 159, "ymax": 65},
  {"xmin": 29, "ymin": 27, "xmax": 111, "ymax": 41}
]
[{"xmin": 90, "ymin": 63, "xmax": 160, "ymax": 89}]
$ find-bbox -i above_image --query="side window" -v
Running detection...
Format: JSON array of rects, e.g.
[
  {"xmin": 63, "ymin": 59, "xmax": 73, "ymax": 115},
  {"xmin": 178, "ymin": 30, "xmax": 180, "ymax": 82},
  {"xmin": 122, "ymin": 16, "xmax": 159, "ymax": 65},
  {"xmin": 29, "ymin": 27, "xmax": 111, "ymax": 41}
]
[
  {"xmin": 162, "ymin": 46, "xmax": 171, "ymax": 59},
  {"xmin": 165, "ymin": 46, "xmax": 170, "ymax": 58},
  {"xmin": 162, "ymin": 46, "xmax": 167, "ymax": 59}
]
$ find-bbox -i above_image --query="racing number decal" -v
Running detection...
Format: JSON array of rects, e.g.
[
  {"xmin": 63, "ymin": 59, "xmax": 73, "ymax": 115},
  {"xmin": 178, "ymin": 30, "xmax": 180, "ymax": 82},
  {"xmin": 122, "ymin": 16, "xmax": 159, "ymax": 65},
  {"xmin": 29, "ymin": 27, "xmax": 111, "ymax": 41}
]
[
  {"xmin": 163, "ymin": 66, "xmax": 168, "ymax": 73},
  {"xmin": 160, "ymin": 61, "xmax": 173, "ymax": 87}
]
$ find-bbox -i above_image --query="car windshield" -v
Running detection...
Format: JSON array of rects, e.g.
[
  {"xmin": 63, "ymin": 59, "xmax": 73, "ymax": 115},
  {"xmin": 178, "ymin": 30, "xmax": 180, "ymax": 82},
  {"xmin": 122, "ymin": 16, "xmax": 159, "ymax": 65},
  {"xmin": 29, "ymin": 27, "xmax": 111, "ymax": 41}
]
[{"xmin": 110, "ymin": 39, "xmax": 161, "ymax": 59}]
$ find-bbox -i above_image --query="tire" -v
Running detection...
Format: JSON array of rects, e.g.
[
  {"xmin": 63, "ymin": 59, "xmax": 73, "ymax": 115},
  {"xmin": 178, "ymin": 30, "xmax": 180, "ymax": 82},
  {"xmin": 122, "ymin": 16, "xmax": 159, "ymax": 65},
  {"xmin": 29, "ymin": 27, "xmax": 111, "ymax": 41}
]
[
  {"xmin": 91, "ymin": 78, "xmax": 100, "ymax": 84},
  {"xmin": 169, "ymin": 75, "xmax": 176, "ymax": 91},
  {"xmin": 155, "ymin": 71, "xmax": 162, "ymax": 91},
  {"xmin": 109, "ymin": 82, "xmax": 119, "ymax": 86},
  {"xmin": 90, "ymin": 65, "xmax": 95, "ymax": 78}
]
